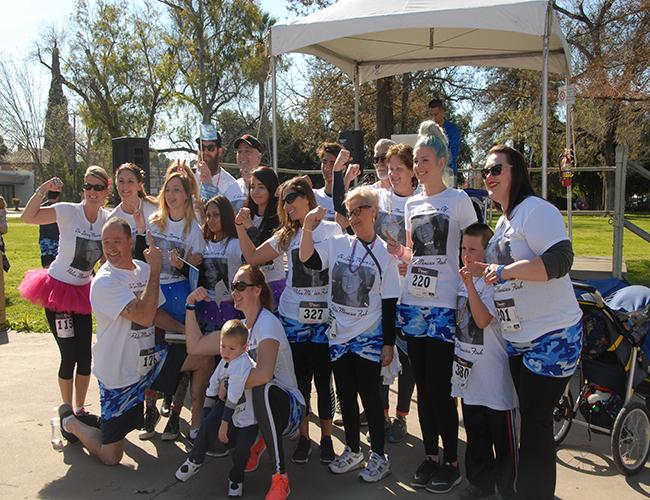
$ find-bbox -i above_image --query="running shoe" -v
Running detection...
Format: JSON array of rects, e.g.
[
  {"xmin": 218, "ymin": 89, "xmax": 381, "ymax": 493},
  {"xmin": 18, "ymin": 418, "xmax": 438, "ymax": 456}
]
[
  {"xmin": 328, "ymin": 446, "xmax": 364, "ymax": 474},
  {"xmin": 426, "ymin": 462, "xmax": 462, "ymax": 494},
  {"xmin": 161, "ymin": 395, "xmax": 172, "ymax": 417},
  {"xmin": 207, "ymin": 440, "xmax": 231, "ymax": 457},
  {"xmin": 228, "ymin": 480, "xmax": 243, "ymax": 498},
  {"xmin": 333, "ymin": 399, "xmax": 344, "ymax": 426},
  {"xmin": 187, "ymin": 428, "xmax": 199, "ymax": 446},
  {"xmin": 58, "ymin": 403, "xmax": 79, "ymax": 443},
  {"xmin": 245, "ymin": 435, "xmax": 266, "ymax": 472},
  {"xmin": 175, "ymin": 458, "xmax": 201, "ymax": 482},
  {"xmin": 138, "ymin": 405, "xmax": 160, "ymax": 441},
  {"xmin": 291, "ymin": 435, "xmax": 312, "ymax": 464},
  {"xmin": 161, "ymin": 412, "xmax": 180, "ymax": 441},
  {"xmin": 387, "ymin": 416, "xmax": 407, "ymax": 444},
  {"xmin": 410, "ymin": 458, "xmax": 439, "ymax": 488},
  {"xmin": 358, "ymin": 452, "xmax": 391, "ymax": 482},
  {"xmin": 319, "ymin": 436, "xmax": 335, "ymax": 464},
  {"xmin": 265, "ymin": 472, "xmax": 290, "ymax": 500}
]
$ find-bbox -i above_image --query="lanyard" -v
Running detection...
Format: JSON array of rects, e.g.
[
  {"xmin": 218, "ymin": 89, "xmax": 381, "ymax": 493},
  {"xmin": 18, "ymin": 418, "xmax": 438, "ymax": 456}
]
[{"xmin": 348, "ymin": 236, "xmax": 376, "ymax": 274}]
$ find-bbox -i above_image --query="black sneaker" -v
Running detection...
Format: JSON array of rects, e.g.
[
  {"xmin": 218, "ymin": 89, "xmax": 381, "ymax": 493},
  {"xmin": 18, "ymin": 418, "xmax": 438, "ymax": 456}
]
[
  {"xmin": 58, "ymin": 403, "xmax": 79, "ymax": 443},
  {"xmin": 291, "ymin": 435, "xmax": 312, "ymax": 464},
  {"xmin": 388, "ymin": 416, "xmax": 407, "ymax": 444},
  {"xmin": 161, "ymin": 395, "xmax": 172, "ymax": 418},
  {"xmin": 410, "ymin": 458, "xmax": 439, "ymax": 488},
  {"xmin": 162, "ymin": 412, "xmax": 180, "ymax": 441},
  {"xmin": 320, "ymin": 436, "xmax": 335, "ymax": 464},
  {"xmin": 426, "ymin": 462, "xmax": 462, "ymax": 494},
  {"xmin": 139, "ymin": 405, "xmax": 160, "ymax": 440},
  {"xmin": 458, "ymin": 484, "xmax": 493, "ymax": 500}
]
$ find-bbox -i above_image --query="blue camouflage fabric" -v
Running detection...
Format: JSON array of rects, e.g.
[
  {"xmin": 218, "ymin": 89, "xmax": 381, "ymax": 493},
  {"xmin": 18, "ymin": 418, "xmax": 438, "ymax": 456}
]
[
  {"xmin": 506, "ymin": 321, "xmax": 583, "ymax": 378},
  {"xmin": 271, "ymin": 381, "xmax": 304, "ymax": 438},
  {"xmin": 397, "ymin": 304, "xmax": 456, "ymax": 342},
  {"xmin": 280, "ymin": 315, "xmax": 329, "ymax": 344},
  {"xmin": 39, "ymin": 237, "xmax": 59, "ymax": 257},
  {"xmin": 99, "ymin": 345, "xmax": 168, "ymax": 421},
  {"xmin": 329, "ymin": 322, "xmax": 383, "ymax": 363}
]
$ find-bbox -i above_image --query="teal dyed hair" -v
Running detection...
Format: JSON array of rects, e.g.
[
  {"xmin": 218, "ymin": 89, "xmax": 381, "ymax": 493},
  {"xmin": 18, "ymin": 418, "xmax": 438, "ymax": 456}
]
[{"xmin": 414, "ymin": 120, "xmax": 449, "ymax": 166}]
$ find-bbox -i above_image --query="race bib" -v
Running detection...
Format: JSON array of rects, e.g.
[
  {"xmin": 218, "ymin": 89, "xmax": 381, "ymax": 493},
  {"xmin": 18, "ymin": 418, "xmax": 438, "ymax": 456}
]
[
  {"xmin": 138, "ymin": 347, "xmax": 160, "ymax": 376},
  {"xmin": 451, "ymin": 355, "xmax": 473, "ymax": 389},
  {"xmin": 55, "ymin": 314, "xmax": 74, "ymax": 338},
  {"xmin": 495, "ymin": 298, "xmax": 522, "ymax": 332},
  {"xmin": 299, "ymin": 301, "xmax": 328, "ymax": 324},
  {"xmin": 407, "ymin": 266, "xmax": 438, "ymax": 298}
]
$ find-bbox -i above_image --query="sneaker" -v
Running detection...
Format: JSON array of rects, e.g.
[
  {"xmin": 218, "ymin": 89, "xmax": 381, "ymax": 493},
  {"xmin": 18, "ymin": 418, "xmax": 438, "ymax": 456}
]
[
  {"xmin": 265, "ymin": 472, "xmax": 290, "ymax": 500},
  {"xmin": 328, "ymin": 446, "xmax": 365, "ymax": 474},
  {"xmin": 245, "ymin": 435, "xmax": 266, "ymax": 472},
  {"xmin": 206, "ymin": 439, "xmax": 231, "ymax": 458},
  {"xmin": 139, "ymin": 405, "xmax": 160, "ymax": 440},
  {"xmin": 58, "ymin": 403, "xmax": 79, "ymax": 443},
  {"xmin": 320, "ymin": 436, "xmax": 335, "ymax": 464},
  {"xmin": 359, "ymin": 411, "xmax": 368, "ymax": 427},
  {"xmin": 458, "ymin": 484, "xmax": 493, "ymax": 500},
  {"xmin": 426, "ymin": 462, "xmax": 462, "ymax": 494},
  {"xmin": 410, "ymin": 458, "xmax": 439, "ymax": 488},
  {"xmin": 292, "ymin": 435, "xmax": 312, "ymax": 464},
  {"xmin": 388, "ymin": 416, "xmax": 407, "ymax": 444},
  {"xmin": 76, "ymin": 412, "xmax": 101, "ymax": 429},
  {"xmin": 359, "ymin": 452, "xmax": 391, "ymax": 482},
  {"xmin": 175, "ymin": 458, "xmax": 201, "ymax": 482},
  {"xmin": 161, "ymin": 395, "xmax": 172, "ymax": 418},
  {"xmin": 187, "ymin": 428, "xmax": 199, "ymax": 446},
  {"xmin": 161, "ymin": 412, "xmax": 180, "ymax": 441},
  {"xmin": 228, "ymin": 480, "xmax": 243, "ymax": 498},
  {"xmin": 333, "ymin": 399, "xmax": 344, "ymax": 426}
]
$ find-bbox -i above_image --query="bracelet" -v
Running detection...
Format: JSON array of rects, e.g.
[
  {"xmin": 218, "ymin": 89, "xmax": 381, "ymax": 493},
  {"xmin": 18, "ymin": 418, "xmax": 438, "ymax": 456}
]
[
  {"xmin": 303, "ymin": 227, "xmax": 313, "ymax": 233},
  {"xmin": 235, "ymin": 222, "xmax": 244, "ymax": 226},
  {"xmin": 495, "ymin": 265, "xmax": 507, "ymax": 284},
  {"xmin": 185, "ymin": 303, "xmax": 196, "ymax": 311}
]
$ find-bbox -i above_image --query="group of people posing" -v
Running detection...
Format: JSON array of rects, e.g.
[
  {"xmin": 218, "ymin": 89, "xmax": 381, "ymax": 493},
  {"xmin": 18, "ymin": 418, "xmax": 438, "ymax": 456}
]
[{"xmin": 19, "ymin": 119, "xmax": 583, "ymax": 500}]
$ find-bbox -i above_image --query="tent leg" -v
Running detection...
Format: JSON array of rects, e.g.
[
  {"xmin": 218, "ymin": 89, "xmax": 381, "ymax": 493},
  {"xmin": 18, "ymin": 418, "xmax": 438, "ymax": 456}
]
[
  {"xmin": 541, "ymin": 0, "xmax": 552, "ymax": 200},
  {"xmin": 354, "ymin": 66, "xmax": 360, "ymax": 129},
  {"xmin": 613, "ymin": 145, "xmax": 628, "ymax": 279},
  {"xmin": 565, "ymin": 79, "xmax": 572, "ymax": 240},
  {"xmin": 271, "ymin": 56, "xmax": 278, "ymax": 173}
]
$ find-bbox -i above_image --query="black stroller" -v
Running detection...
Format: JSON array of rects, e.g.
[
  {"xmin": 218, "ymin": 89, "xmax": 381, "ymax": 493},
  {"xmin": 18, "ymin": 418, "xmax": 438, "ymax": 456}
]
[{"xmin": 552, "ymin": 282, "xmax": 650, "ymax": 475}]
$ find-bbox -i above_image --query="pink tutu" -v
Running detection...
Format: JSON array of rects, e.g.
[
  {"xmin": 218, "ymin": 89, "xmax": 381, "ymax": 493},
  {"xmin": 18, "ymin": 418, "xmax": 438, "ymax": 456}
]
[{"xmin": 19, "ymin": 268, "xmax": 92, "ymax": 315}]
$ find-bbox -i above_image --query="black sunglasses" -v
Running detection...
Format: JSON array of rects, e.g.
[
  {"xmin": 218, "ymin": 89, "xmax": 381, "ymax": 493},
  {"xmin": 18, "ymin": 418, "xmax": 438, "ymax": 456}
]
[
  {"xmin": 282, "ymin": 192, "xmax": 302, "ymax": 205},
  {"xmin": 373, "ymin": 155, "xmax": 387, "ymax": 164},
  {"xmin": 83, "ymin": 183, "xmax": 107, "ymax": 192},
  {"xmin": 231, "ymin": 281, "xmax": 258, "ymax": 292},
  {"xmin": 201, "ymin": 144, "xmax": 217, "ymax": 152},
  {"xmin": 480, "ymin": 164, "xmax": 503, "ymax": 179},
  {"xmin": 348, "ymin": 205, "xmax": 372, "ymax": 218}
]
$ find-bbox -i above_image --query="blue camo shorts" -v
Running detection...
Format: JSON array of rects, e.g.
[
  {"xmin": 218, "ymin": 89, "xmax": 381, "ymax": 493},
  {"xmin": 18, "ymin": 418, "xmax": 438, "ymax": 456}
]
[
  {"xmin": 397, "ymin": 303, "xmax": 456, "ymax": 343},
  {"xmin": 280, "ymin": 315, "xmax": 329, "ymax": 344},
  {"xmin": 329, "ymin": 323, "xmax": 383, "ymax": 364}
]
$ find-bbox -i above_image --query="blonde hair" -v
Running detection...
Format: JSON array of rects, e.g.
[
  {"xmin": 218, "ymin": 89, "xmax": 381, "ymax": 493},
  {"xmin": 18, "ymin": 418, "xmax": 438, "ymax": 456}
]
[
  {"xmin": 165, "ymin": 160, "xmax": 200, "ymax": 201},
  {"xmin": 344, "ymin": 185, "xmax": 378, "ymax": 212},
  {"xmin": 221, "ymin": 319, "xmax": 249, "ymax": 345},
  {"xmin": 85, "ymin": 165, "xmax": 110, "ymax": 186},
  {"xmin": 150, "ymin": 172, "xmax": 197, "ymax": 236},
  {"xmin": 415, "ymin": 120, "xmax": 449, "ymax": 165}
]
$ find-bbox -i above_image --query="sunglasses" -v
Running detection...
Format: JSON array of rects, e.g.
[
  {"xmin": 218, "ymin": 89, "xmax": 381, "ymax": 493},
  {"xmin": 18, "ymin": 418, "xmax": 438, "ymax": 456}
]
[
  {"xmin": 348, "ymin": 205, "xmax": 371, "ymax": 218},
  {"xmin": 373, "ymin": 155, "xmax": 387, "ymax": 164},
  {"xmin": 481, "ymin": 163, "xmax": 503, "ymax": 179},
  {"xmin": 201, "ymin": 144, "xmax": 217, "ymax": 152},
  {"xmin": 83, "ymin": 183, "xmax": 107, "ymax": 192},
  {"xmin": 231, "ymin": 281, "xmax": 258, "ymax": 292},
  {"xmin": 282, "ymin": 192, "xmax": 302, "ymax": 205}
]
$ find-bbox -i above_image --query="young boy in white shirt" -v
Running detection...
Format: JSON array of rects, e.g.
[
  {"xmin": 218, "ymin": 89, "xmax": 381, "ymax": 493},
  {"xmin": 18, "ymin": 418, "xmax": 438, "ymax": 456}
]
[
  {"xmin": 453, "ymin": 223, "xmax": 517, "ymax": 500},
  {"xmin": 176, "ymin": 320, "xmax": 257, "ymax": 498}
]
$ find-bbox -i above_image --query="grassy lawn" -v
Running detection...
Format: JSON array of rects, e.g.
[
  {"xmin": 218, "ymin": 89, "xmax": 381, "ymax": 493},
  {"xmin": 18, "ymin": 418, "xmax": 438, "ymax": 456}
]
[{"xmin": 2, "ymin": 214, "xmax": 649, "ymax": 333}]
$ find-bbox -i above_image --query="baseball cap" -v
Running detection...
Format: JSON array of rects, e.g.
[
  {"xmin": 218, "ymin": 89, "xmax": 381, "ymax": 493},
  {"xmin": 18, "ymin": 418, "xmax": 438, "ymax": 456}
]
[{"xmin": 233, "ymin": 134, "xmax": 262, "ymax": 153}]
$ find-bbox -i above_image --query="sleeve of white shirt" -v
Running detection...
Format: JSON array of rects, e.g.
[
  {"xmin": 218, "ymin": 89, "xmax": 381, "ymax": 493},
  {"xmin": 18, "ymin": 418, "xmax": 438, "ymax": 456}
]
[
  {"xmin": 458, "ymin": 191, "xmax": 479, "ymax": 231},
  {"xmin": 224, "ymin": 357, "xmax": 253, "ymax": 409},
  {"xmin": 265, "ymin": 233, "xmax": 281, "ymax": 254},
  {"xmin": 90, "ymin": 274, "xmax": 137, "ymax": 321},
  {"xmin": 314, "ymin": 237, "xmax": 332, "ymax": 270},
  {"xmin": 185, "ymin": 224, "xmax": 207, "ymax": 255},
  {"xmin": 381, "ymin": 254, "xmax": 401, "ymax": 299},
  {"xmin": 522, "ymin": 201, "xmax": 569, "ymax": 255},
  {"xmin": 53, "ymin": 202, "xmax": 75, "ymax": 233}
]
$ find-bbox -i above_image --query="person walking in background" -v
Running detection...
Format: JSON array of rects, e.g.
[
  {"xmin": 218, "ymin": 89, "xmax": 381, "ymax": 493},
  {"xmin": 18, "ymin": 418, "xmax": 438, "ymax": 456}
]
[{"xmin": 428, "ymin": 98, "xmax": 461, "ymax": 183}]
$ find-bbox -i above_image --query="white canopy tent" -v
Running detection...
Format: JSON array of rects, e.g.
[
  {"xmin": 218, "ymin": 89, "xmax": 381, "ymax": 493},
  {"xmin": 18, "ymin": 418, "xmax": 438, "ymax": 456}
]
[{"xmin": 268, "ymin": 0, "xmax": 573, "ymax": 199}]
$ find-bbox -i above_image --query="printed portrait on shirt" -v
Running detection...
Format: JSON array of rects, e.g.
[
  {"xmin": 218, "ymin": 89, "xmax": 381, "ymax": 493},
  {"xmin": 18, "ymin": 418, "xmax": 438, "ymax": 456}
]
[
  {"xmin": 203, "ymin": 257, "xmax": 230, "ymax": 294},
  {"xmin": 485, "ymin": 236, "xmax": 514, "ymax": 265},
  {"xmin": 331, "ymin": 261, "xmax": 375, "ymax": 308},
  {"xmin": 411, "ymin": 212, "xmax": 449, "ymax": 256},
  {"xmin": 152, "ymin": 236, "xmax": 186, "ymax": 278},
  {"xmin": 291, "ymin": 248, "xmax": 329, "ymax": 288},
  {"xmin": 70, "ymin": 236, "xmax": 103, "ymax": 272},
  {"xmin": 375, "ymin": 212, "xmax": 406, "ymax": 245},
  {"xmin": 455, "ymin": 295, "xmax": 484, "ymax": 346}
]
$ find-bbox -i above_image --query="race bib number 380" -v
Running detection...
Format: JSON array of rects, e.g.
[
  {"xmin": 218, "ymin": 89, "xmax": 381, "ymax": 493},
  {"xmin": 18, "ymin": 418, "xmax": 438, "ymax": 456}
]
[
  {"xmin": 451, "ymin": 355, "xmax": 473, "ymax": 389},
  {"xmin": 495, "ymin": 298, "xmax": 522, "ymax": 332},
  {"xmin": 408, "ymin": 266, "xmax": 438, "ymax": 298},
  {"xmin": 299, "ymin": 301, "xmax": 328, "ymax": 324}
]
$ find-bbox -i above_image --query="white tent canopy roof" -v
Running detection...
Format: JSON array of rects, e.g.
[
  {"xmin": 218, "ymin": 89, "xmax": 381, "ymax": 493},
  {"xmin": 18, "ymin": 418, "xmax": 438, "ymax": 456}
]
[{"xmin": 270, "ymin": 0, "xmax": 571, "ymax": 83}]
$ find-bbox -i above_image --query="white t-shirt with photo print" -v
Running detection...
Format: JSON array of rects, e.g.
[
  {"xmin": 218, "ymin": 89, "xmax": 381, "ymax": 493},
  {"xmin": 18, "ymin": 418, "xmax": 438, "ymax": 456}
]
[
  {"xmin": 373, "ymin": 187, "xmax": 421, "ymax": 246},
  {"xmin": 451, "ymin": 277, "xmax": 517, "ymax": 411},
  {"xmin": 485, "ymin": 196, "xmax": 582, "ymax": 343},
  {"xmin": 402, "ymin": 188, "xmax": 477, "ymax": 309},
  {"xmin": 202, "ymin": 237, "xmax": 242, "ymax": 303},
  {"xmin": 315, "ymin": 234, "xmax": 401, "ymax": 345},
  {"xmin": 48, "ymin": 202, "xmax": 110, "ymax": 286},
  {"xmin": 109, "ymin": 200, "xmax": 158, "ymax": 239},
  {"xmin": 147, "ymin": 215, "xmax": 206, "ymax": 285},
  {"xmin": 90, "ymin": 260, "xmax": 166, "ymax": 389},
  {"xmin": 206, "ymin": 352, "xmax": 256, "ymax": 428},
  {"xmin": 266, "ymin": 220, "xmax": 340, "ymax": 321},
  {"xmin": 314, "ymin": 187, "xmax": 336, "ymax": 221},
  {"xmin": 250, "ymin": 215, "xmax": 286, "ymax": 283}
]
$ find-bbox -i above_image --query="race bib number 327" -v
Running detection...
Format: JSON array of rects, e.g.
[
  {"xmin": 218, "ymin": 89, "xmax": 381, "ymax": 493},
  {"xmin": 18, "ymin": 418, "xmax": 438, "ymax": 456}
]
[{"xmin": 299, "ymin": 301, "xmax": 328, "ymax": 324}]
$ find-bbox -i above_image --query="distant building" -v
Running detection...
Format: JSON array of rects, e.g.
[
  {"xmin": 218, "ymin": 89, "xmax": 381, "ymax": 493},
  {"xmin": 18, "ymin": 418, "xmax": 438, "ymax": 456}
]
[{"xmin": 0, "ymin": 147, "xmax": 45, "ymax": 206}]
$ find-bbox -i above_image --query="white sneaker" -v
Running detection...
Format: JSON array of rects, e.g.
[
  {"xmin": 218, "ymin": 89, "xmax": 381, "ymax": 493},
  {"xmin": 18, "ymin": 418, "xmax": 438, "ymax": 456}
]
[
  {"xmin": 359, "ymin": 452, "xmax": 391, "ymax": 482},
  {"xmin": 328, "ymin": 446, "xmax": 364, "ymax": 474},
  {"xmin": 228, "ymin": 480, "xmax": 243, "ymax": 497},
  {"xmin": 175, "ymin": 459, "xmax": 201, "ymax": 482}
]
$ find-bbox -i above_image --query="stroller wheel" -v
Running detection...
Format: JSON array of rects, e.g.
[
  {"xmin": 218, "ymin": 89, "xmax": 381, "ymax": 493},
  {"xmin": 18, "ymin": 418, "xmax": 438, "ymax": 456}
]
[
  {"xmin": 553, "ymin": 389, "xmax": 574, "ymax": 446},
  {"xmin": 611, "ymin": 401, "xmax": 650, "ymax": 475}
]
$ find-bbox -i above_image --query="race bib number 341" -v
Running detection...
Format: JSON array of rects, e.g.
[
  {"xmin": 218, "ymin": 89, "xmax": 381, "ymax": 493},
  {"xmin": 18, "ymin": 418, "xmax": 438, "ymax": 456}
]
[
  {"xmin": 299, "ymin": 301, "xmax": 328, "ymax": 324},
  {"xmin": 408, "ymin": 266, "xmax": 438, "ymax": 298}
]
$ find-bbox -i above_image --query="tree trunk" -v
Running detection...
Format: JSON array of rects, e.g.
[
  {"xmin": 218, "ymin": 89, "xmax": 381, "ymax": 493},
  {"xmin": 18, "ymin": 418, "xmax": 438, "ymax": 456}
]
[
  {"xmin": 376, "ymin": 77, "xmax": 394, "ymax": 139},
  {"xmin": 399, "ymin": 74, "xmax": 411, "ymax": 134}
]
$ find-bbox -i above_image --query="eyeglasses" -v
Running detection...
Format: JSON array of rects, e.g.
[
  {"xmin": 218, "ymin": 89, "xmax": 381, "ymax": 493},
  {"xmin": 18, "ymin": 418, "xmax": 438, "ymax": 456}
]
[
  {"xmin": 480, "ymin": 164, "xmax": 503, "ymax": 179},
  {"xmin": 83, "ymin": 183, "xmax": 107, "ymax": 192},
  {"xmin": 282, "ymin": 192, "xmax": 302, "ymax": 205},
  {"xmin": 373, "ymin": 155, "xmax": 387, "ymax": 164},
  {"xmin": 201, "ymin": 144, "xmax": 217, "ymax": 152},
  {"xmin": 231, "ymin": 281, "xmax": 258, "ymax": 292},
  {"xmin": 348, "ymin": 205, "xmax": 371, "ymax": 218}
]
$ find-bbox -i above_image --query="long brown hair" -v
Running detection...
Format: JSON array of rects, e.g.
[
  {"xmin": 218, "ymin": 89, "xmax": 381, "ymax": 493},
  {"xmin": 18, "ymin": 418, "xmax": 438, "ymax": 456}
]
[
  {"xmin": 238, "ymin": 264, "xmax": 274, "ymax": 311},
  {"xmin": 274, "ymin": 176, "xmax": 317, "ymax": 252},
  {"xmin": 115, "ymin": 163, "xmax": 158, "ymax": 205},
  {"xmin": 203, "ymin": 195, "xmax": 238, "ymax": 242},
  {"xmin": 150, "ymin": 172, "xmax": 197, "ymax": 236},
  {"xmin": 488, "ymin": 144, "xmax": 536, "ymax": 217}
]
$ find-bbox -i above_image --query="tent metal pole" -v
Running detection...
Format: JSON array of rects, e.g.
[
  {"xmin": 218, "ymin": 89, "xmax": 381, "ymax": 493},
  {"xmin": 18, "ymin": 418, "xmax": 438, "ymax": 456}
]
[
  {"xmin": 565, "ymin": 74, "xmax": 573, "ymax": 240},
  {"xmin": 541, "ymin": 0, "xmax": 552, "ymax": 199},
  {"xmin": 271, "ymin": 55, "xmax": 278, "ymax": 173},
  {"xmin": 354, "ymin": 65, "xmax": 360, "ymax": 129},
  {"xmin": 613, "ymin": 145, "xmax": 628, "ymax": 279}
]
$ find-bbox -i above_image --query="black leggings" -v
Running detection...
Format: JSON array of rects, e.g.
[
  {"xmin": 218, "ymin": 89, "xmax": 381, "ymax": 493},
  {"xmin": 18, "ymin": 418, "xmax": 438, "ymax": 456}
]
[
  {"xmin": 190, "ymin": 400, "xmax": 258, "ymax": 483},
  {"xmin": 380, "ymin": 345, "xmax": 415, "ymax": 414},
  {"xmin": 45, "ymin": 308, "xmax": 92, "ymax": 379},
  {"xmin": 290, "ymin": 342, "xmax": 335, "ymax": 421},
  {"xmin": 407, "ymin": 337, "xmax": 458, "ymax": 462},
  {"xmin": 510, "ymin": 355, "xmax": 571, "ymax": 500},
  {"xmin": 252, "ymin": 384, "xmax": 291, "ymax": 474},
  {"xmin": 333, "ymin": 352, "xmax": 384, "ymax": 456}
]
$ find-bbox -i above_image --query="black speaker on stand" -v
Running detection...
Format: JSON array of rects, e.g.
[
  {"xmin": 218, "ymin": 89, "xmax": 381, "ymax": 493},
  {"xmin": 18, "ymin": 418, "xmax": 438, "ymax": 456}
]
[
  {"xmin": 337, "ymin": 130, "xmax": 364, "ymax": 177},
  {"xmin": 112, "ymin": 137, "xmax": 151, "ymax": 201}
]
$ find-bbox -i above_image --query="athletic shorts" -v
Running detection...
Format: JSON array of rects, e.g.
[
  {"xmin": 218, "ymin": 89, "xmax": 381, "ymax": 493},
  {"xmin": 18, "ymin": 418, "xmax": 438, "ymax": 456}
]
[
  {"xmin": 280, "ymin": 315, "xmax": 329, "ymax": 344},
  {"xmin": 330, "ymin": 322, "xmax": 383, "ymax": 364}
]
